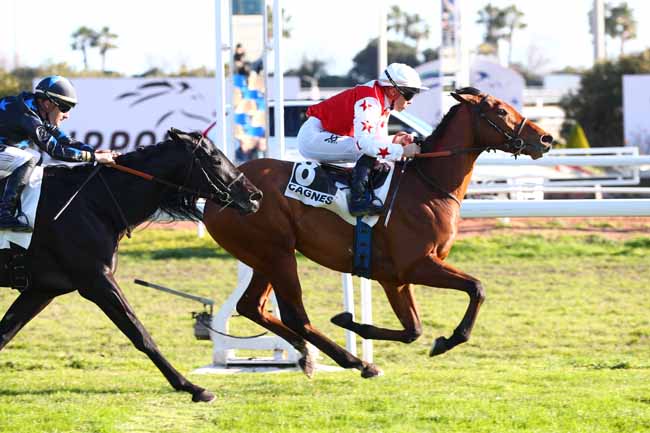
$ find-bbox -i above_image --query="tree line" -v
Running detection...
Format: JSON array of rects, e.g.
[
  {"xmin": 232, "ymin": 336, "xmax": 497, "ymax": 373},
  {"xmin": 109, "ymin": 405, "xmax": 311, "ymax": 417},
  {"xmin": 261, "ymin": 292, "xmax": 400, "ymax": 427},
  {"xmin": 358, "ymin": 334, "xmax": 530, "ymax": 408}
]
[{"xmin": 0, "ymin": 2, "xmax": 644, "ymax": 147}]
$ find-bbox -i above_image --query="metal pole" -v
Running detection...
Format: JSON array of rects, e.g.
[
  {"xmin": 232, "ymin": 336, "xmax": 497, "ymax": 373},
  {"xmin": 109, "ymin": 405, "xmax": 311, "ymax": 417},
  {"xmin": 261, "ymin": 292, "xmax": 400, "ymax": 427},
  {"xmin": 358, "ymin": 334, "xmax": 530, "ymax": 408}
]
[
  {"xmin": 360, "ymin": 278, "xmax": 373, "ymax": 363},
  {"xmin": 214, "ymin": 0, "xmax": 231, "ymax": 158},
  {"xmin": 342, "ymin": 273, "xmax": 357, "ymax": 356},
  {"xmin": 271, "ymin": 0, "xmax": 285, "ymax": 160},
  {"xmin": 378, "ymin": 1, "xmax": 388, "ymax": 77},
  {"xmin": 593, "ymin": 0, "xmax": 606, "ymax": 63},
  {"xmin": 456, "ymin": 0, "xmax": 471, "ymax": 87}
]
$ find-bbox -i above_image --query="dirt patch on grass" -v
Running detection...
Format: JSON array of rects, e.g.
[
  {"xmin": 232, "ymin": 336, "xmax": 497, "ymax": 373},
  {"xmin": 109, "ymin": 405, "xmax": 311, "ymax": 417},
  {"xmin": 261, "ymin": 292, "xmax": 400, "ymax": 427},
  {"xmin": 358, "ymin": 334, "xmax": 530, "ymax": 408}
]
[
  {"xmin": 145, "ymin": 217, "xmax": 650, "ymax": 241},
  {"xmin": 458, "ymin": 217, "xmax": 650, "ymax": 240}
]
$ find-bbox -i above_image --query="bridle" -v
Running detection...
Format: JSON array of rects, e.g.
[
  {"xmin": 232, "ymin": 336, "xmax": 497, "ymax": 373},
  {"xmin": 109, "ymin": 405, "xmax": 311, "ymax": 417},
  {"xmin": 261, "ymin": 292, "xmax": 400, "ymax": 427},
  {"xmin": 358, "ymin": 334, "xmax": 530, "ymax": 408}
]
[
  {"xmin": 408, "ymin": 95, "xmax": 530, "ymax": 208},
  {"xmin": 472, "ymin": 95, "xmax": 528, "ymax": 157},
  {"xmin": 54, "ymin": 135, "xmax": 247, "ymax": 238}
]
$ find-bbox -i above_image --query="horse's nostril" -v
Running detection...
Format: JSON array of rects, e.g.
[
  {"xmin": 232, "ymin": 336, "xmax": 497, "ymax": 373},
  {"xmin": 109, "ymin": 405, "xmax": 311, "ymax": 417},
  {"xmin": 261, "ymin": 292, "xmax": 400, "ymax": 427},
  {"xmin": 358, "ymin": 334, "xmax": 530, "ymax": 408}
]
[
  {"xmin": 250, "ymin": 192, "xmax": 263, "ymax": 202},
  {"xmin": 541, "ymin": 135, "xmax": 553, "ymax": 145}
]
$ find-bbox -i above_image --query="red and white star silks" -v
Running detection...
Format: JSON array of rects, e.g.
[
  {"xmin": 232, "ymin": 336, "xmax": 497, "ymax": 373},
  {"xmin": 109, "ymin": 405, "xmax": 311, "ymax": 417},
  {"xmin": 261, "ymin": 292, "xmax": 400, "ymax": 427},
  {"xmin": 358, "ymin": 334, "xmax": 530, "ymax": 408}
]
[{"xmin": 305, "ymin": 81, "xmax": 404, "ymax": 161}]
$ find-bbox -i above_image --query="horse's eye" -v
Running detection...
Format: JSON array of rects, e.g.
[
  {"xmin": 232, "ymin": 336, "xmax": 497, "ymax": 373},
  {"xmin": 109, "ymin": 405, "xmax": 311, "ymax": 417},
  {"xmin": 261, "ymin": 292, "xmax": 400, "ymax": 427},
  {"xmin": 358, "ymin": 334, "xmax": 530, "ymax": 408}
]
[{"xmin": 496, "ymin": 108, "xmax": 507, "ymax": 116}]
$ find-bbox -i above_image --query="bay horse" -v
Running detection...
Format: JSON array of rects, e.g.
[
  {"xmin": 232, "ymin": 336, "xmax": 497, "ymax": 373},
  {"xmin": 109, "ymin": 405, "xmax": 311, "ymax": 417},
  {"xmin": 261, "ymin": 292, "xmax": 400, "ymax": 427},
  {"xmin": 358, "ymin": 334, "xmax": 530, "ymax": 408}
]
[
  {"xmin": 203, "ymin": 87, "xmax": 553, "ymax": 378},
  {"xmin": 0, "ymin": 129, "xmax": 261, "ymax": 403}
]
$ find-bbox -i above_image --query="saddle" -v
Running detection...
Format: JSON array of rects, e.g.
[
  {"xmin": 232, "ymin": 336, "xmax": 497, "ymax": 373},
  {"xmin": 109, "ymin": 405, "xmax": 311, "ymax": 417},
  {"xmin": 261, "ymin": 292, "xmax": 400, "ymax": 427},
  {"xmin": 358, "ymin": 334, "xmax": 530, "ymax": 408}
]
[
  {"xmin": 283, "ymin": 159, "xmax": 394, "ymax": 227},
  {"xmin": 319, "ymin": 160, "xmax": 392, "ymax": 192}
]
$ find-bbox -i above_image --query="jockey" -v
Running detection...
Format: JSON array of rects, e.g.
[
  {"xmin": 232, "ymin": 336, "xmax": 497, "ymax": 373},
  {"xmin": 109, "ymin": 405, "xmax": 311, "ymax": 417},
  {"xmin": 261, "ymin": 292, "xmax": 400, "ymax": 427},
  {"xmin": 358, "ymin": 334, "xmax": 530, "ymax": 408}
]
[
  {"xmin": 0, "ymin": 75, "xmax": 117, "ymax": 232},
  {"xmin": 297, "ymin": 63, "xmax": 427, "ymax": 217}
]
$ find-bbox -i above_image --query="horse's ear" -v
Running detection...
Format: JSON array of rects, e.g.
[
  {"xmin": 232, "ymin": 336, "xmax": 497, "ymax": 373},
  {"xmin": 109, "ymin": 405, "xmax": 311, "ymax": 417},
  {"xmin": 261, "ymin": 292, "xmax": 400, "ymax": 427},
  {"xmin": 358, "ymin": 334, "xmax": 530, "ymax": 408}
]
[
  {"xmin": 451, "ymin": 88, "xmax": 483, "ymax": 105},
  {"xmin": 450, "ymin": 91, "xmax": 466, "ymax": 103},
  {"xmin": 168, "ymin": 128, "xmax": 181, "ymax": 141}
]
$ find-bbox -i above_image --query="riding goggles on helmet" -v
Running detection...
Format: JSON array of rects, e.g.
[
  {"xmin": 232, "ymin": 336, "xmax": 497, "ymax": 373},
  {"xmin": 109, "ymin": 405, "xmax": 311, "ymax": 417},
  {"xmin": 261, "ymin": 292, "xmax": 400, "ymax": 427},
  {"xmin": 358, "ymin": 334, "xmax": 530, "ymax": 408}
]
[
  {"xmin": 47, "ymin": 95, "xmax": 74, "ymax": 113},
  {"xmin": 384, "ymin": 69, "xmax": 421, "ymax": 101}
]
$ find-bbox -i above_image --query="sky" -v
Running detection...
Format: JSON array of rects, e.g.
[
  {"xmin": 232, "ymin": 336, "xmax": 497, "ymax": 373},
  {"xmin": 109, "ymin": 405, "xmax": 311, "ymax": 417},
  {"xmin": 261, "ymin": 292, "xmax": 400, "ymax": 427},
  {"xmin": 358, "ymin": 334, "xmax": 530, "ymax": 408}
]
[{"xmin": 2, "ymin": 0, "xmax": 650, "ymax": 77}]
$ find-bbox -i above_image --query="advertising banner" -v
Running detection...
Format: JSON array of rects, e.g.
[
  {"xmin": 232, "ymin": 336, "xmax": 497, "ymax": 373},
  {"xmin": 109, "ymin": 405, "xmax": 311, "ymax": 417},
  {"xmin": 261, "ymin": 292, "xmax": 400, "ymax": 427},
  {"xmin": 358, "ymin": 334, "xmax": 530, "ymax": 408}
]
[
  {"xmin": 623, "ymin": 74, "xmax": 650, "ymax": 154},
  {"xmin": 58, "ymin": 77, "xmax": 299, "ymax": 155}
]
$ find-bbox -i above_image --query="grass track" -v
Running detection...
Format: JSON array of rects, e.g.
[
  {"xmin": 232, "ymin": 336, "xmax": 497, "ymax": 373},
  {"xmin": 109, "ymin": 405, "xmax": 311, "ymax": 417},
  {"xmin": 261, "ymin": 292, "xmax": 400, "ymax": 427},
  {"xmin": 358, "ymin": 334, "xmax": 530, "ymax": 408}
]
[{"xmin": 0, "ymin": 228, "xmax": 649, "ymax": 433}]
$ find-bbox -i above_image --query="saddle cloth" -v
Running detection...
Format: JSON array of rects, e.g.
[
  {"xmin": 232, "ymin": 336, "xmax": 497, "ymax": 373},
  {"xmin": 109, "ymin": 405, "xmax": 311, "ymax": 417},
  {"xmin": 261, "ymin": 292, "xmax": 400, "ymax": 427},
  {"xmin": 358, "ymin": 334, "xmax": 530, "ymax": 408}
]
[
  {"xmin": 283, "ymin": 161, "xmax": 395, "ymax": 227},
  {"xmin": 0, "ymin": 166, "xmax": 44, "ymax": 250}
]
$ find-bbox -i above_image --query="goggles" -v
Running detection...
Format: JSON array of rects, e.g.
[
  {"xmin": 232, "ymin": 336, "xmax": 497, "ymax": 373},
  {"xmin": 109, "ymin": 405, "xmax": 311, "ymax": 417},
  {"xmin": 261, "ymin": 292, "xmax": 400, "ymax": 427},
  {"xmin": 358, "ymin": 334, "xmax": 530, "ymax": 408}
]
[
  {"xmin": 47, "ymin": 94, "xmax": 74, "ymax": 113},
  {"xmin": 384, "ymin": 70, "xmax": 420, "ymax": 101}
]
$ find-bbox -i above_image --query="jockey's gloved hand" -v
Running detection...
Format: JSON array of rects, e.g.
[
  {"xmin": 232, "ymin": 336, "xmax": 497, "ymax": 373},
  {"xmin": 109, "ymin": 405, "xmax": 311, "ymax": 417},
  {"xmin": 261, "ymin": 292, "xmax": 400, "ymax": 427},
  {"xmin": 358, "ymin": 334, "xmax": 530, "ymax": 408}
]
[{"xmin": 402, "ymin": 142, "xmax": 420, "ymax": 158}]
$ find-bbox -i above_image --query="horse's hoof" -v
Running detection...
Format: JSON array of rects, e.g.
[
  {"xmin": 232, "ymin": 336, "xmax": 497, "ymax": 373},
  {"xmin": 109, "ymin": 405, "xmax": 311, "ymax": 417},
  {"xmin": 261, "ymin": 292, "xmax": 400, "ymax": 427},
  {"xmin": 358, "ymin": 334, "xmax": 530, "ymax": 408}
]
[
  {"xmin": 429, "ymin": 336, "xmax": 448, "ymax": 357},
  {"xmin": 298, "ymin": 353, "xmax": 315, "ymax": 379},
  {"xmin": 192, "ymin": 389, "xmax": 216, "ymax": 403},
  {"xmin": 331, "ymin": 312, "xmax": 353, "ymax": 328},
  {"xmin": 361, "ymin": 363, "xmax": 383, "ymax": 378}
]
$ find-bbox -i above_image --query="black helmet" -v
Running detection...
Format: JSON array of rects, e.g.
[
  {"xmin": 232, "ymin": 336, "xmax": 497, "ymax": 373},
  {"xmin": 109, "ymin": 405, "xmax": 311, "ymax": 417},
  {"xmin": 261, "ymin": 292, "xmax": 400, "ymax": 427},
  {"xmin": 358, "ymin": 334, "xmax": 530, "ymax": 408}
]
[{"xmin": 35, "ymin": 76, "xmax": 78, "ymax": 112}]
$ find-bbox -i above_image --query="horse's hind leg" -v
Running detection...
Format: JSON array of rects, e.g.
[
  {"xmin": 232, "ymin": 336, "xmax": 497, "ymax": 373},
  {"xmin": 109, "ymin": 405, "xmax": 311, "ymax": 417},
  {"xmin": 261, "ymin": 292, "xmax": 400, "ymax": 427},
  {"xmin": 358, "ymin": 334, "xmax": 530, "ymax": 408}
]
[
  {"xmin": 0, "ymin": 289, "xmax": 55, "ymax": 351},
  {"xmin": 236, "ymin": 271, "xmax": 315, "ymax": 377},
  {"xmin": 264, "ymin": 255, "xmax": 382, "ymax": 378},
  {"xmin": 406, "ymin": 255, "xmax": 485, "ymax": 356},
  {"xmin": 331, "ymin": 281, "xmax": 423, "ymax": 344},
  {"xmin": 78, "ymin": 273, "xmax": 215, "ymax": 403}
]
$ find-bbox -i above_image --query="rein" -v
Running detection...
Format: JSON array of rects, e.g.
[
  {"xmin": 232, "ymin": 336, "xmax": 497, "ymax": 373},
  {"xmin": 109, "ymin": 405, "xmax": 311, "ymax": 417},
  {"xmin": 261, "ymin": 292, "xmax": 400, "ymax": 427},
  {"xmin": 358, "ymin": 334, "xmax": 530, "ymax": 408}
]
[{"xmin": 109, "ymin": 163, "xmax": 232, "ymax": 203}]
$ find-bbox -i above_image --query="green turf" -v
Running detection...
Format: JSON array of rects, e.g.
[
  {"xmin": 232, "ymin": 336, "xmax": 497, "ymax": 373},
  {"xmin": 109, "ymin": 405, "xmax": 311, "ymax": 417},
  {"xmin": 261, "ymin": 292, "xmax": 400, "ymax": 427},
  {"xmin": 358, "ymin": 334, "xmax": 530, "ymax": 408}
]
[{"xmin": 0, "ymin": 227, "xmax": 649, "ymax": 433}]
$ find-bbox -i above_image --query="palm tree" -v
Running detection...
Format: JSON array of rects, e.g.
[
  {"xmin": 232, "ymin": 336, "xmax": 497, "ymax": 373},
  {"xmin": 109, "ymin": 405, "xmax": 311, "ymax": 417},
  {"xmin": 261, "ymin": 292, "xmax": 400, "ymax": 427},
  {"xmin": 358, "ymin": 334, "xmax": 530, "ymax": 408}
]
[
  {"xmin": 605, "ymin": 2, "xmax": 636, "ymax": 57},
  {"xmin": 97, "ymin": 27, "xmax": 118, "ymax": 72},
  {"xmin": 387, "ymin": 5, "xmax": 430, "ymax": 60},
  {"xmin": 71, "ymin": 26, "xmax": 98, "ymax": 70},
  {"xmin": 476, "ymin": 3, "xmax": 506, "ymax": 55},
  {"xmin": 502, "ymin": 5, "xmax": 526, "ymax": 66}
]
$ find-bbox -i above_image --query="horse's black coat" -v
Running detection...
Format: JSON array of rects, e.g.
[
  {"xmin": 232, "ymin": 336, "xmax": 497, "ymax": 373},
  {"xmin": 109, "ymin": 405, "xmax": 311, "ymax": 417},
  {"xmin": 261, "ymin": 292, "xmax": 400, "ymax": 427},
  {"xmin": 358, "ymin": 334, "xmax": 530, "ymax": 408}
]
[{"xmin": 0, "ymin": 129, "xmax": 261, "ymax": 403}]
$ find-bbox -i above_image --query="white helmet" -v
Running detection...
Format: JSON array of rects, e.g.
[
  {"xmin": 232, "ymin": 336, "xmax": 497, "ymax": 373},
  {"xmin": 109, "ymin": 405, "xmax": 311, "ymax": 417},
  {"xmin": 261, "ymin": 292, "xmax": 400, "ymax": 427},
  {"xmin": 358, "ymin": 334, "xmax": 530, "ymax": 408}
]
[{"xmin": 378, "ymin": 63, "xmax": 428, "ymax": 93}]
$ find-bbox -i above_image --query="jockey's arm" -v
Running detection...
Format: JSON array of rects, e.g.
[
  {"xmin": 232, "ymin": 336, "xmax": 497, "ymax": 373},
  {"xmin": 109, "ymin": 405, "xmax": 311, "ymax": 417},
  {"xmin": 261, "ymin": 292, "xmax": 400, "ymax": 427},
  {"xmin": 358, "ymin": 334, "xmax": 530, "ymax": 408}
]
[
  {"xmin": 352, "ymin": 97, "xmax": 404, "ymax": 161},
  {"xmin": 22, "ymin": 116, "xmax": 94, "ymax": 163}
]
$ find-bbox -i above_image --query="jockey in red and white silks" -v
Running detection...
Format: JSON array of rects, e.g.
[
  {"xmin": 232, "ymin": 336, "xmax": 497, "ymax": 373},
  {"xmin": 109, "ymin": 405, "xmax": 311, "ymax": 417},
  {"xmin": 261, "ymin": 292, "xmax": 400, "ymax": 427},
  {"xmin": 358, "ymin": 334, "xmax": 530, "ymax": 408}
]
[
  {"xmin": 297, "ymin": 63, "xmax": 427, "ymax": 216},
  {"xmin": 298, "ymin": 80, "xmax": 406, "ymax": 162}
]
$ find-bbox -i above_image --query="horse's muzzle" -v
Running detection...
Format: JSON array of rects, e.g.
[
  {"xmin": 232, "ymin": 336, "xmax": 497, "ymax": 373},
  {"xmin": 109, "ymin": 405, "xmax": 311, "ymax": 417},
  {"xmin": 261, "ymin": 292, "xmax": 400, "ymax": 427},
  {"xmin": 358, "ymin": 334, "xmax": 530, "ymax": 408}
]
[{"xmin": 240, "ymin": 191, "xmax": 262, "ymax": 215}]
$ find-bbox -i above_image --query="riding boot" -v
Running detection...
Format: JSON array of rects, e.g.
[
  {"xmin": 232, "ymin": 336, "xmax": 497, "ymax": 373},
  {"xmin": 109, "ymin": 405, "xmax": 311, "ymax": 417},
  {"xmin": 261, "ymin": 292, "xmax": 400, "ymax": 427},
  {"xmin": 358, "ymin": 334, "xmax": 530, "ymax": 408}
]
[
  {"xmin": 0, "ymin": 159, "xmax": 36, "ymax": 232},
  {"xmin": 348, "ymin": 155, "xmax": 384, "ymax": 217}
]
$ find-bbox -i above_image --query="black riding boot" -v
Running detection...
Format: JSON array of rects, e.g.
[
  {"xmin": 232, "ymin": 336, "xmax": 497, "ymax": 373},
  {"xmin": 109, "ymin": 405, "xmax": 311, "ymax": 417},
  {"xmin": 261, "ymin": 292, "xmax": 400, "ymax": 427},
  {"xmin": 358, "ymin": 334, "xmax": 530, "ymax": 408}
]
[
  {"xmin": 348, "ymin": 155, "xmax": 384, "ymax": 217},
  {"xmin": 0, "ymin": 159, "xmax": 36, "ymax": 232}
]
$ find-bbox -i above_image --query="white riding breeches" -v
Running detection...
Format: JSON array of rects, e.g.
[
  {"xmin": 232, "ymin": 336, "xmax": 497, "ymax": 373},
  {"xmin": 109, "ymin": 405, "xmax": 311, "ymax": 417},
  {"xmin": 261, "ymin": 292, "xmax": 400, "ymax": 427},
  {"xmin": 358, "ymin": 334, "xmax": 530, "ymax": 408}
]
[
  {"xmin": 297, "ymin": 117, "xmax": 363, "ymax": 163},
  {"xmin": 0, "ymin": 146, "xmax": 37, "ymax": 180}
]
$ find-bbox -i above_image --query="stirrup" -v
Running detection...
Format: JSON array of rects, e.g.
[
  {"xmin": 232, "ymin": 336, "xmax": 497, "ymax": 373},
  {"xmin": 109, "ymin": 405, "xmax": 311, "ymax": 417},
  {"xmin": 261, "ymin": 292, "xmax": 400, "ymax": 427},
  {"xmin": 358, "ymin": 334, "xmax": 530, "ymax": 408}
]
[
  {"xmin": 0, "ymin": 213, "xmax": 32, "ymax": 232},
  {"xmin": 349, "ymin": 194, "xmax": 384, "ymax": 217}
]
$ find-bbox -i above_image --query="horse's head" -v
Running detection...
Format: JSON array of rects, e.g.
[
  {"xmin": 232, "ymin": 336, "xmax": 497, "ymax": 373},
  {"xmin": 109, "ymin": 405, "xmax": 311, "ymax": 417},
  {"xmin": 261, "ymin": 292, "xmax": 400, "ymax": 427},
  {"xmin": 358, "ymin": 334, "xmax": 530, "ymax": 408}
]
[
  {"xmin": 168, "ymin": 128, "xmax": 262, "ymax": 215},
  {"xmin": 450, "ymin": 87, "xmax": 553, "ymax": 159}
]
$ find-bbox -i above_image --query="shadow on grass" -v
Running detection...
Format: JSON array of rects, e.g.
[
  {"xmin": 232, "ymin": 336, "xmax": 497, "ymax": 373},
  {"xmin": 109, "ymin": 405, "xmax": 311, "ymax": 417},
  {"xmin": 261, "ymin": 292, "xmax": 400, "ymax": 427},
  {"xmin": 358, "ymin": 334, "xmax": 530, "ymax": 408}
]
[{"xmin": 120, "ymin": 247, "xmax": 235, "ymax": 260}]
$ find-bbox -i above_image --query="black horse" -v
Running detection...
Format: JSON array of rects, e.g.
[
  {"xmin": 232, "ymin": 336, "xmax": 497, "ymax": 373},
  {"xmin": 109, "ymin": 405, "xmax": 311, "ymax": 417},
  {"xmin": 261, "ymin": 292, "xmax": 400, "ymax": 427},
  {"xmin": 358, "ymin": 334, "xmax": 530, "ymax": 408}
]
[{"xmin": 0, "ymin": 128, "xmax": 262, "ymax": 403}]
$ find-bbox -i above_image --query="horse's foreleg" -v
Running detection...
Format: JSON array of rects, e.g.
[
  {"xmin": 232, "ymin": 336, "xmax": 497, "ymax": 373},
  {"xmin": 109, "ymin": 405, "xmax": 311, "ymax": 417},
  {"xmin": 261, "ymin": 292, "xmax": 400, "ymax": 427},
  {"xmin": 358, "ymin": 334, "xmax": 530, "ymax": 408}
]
[
  {"xmin": 78, "ymin": 273, "xmax": 215, "ymax": 403},
  {"xmin": 265, "ymin": 257, "xmax": 382, "ymax": 378},
  {"xmin": 236, "ymin": 271, "xmax": 315, "ymax": 377},
  {"xmin": 331, "ymin": 282, "xmax": 423, "ymax": 344},
  {"xmin": 406, "ymin": 255, "xmax": 485, "ymax": 356},
  {"xmin": 0, "ymin": 289, "xmax": 54, "ymax": 351}
]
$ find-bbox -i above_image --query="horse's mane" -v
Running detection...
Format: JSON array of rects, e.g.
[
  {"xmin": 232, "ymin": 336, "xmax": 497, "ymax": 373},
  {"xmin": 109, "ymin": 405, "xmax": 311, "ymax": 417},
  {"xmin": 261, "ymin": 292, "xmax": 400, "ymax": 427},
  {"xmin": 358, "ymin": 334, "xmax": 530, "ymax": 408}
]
[
  {"xmin": 422, "ymin": 87, "xmax": 482, "ymax": 152},
  {"xmin": 45, "ymin": 133, "xmax": 206, "ymax": 222}
]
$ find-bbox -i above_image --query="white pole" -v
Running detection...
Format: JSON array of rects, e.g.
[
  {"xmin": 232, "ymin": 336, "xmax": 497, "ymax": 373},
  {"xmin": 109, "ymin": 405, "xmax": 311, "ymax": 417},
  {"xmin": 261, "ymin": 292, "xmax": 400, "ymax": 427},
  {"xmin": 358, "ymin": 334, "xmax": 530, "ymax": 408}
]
[
  {"xmin": 271, "ymin": 0, "xmax": 285, "ymax": 160},
  {"xmin": 456, "ymin": 0, "xmax": 471, "ymax": 87},
  {"xmin": 593, "ymin": 0, "xmax": 606, "ymax": 63},
  {"xmin": 378, "ymin": 1, "xmax": 388, "ymax": 77},
  {"xmin": 341, "ymin": 273, "xmax": 357, "ymax": 356},
  {"xmin": 360, "ymin": 278, "xmax": 373, "ymax": 363},
  {"xmin": 214, "ymin": 0, "xmax": 231, "ymax": 157}
]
